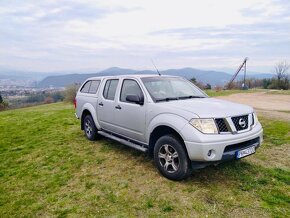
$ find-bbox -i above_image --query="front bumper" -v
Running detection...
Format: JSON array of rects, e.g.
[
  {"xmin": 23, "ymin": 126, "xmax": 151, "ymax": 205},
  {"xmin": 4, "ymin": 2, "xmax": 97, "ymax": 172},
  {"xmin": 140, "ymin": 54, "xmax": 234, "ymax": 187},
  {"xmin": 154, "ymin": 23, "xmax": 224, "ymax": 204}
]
[
  {"xmin": 183, "ymin": 122, "xmax": 263, "ymax": 162},
  {"xmin": 190, "ymin": 137, "xmax": 260, "ymax": 169}
]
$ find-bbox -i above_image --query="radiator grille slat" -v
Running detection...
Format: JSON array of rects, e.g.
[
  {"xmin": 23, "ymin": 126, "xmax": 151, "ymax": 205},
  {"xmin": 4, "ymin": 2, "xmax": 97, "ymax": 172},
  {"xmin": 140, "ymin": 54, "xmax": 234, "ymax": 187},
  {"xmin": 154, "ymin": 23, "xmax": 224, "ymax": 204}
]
[{"xmin": 215, "ymin": 118, "xmax": 229, "ymax": 133}]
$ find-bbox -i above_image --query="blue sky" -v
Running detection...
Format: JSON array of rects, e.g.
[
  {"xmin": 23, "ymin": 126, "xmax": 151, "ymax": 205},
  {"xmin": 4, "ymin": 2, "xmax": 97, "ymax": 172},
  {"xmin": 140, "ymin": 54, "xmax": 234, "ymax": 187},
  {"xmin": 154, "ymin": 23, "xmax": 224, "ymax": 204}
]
[{"xmin": 0, "ymin": 0, "xmax": 289, "ymax": 73}]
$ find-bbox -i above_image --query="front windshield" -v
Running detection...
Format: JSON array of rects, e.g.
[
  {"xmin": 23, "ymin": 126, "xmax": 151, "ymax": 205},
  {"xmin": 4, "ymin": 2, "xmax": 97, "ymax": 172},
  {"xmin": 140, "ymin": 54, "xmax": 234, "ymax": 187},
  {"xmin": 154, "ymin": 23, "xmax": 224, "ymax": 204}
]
[{"xmin": 141, "ymin": 77, "xmax": 207, "ymax": 102}]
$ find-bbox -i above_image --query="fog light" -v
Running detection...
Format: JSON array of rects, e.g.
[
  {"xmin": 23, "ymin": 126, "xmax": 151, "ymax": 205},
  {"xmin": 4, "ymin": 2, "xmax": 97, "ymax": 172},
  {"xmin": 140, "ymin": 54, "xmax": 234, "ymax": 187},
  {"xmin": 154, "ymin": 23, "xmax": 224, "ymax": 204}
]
[
  {"xmin": 207, "ymin": 149, "xmax": 216, "ymax": 159},
  {"xmin": 208, "ymin": 150, "xmax": 212, "ymax": 157}
]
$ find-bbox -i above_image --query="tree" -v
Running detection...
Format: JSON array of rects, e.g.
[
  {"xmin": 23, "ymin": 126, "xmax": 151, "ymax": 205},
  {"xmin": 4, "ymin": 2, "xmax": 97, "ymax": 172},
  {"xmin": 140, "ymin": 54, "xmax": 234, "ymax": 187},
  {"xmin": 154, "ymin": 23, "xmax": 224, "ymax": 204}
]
[
  {"xmin": 64, "ymin": 84, "xmax": 79, "ymax": 103},
  {"xmin": 274, "ymin": 61, "xmax": 290, "ymax": 89},
  {"xmin": 205, "ymin": 83, "xmax": 212, "ymax": 90},
  {"xmin": 189, "ymin": 77, "xmax": 205, "ymax": 89},
  {"xmin": 190, "ymin": 77, "xmax": 197, "ymax": 84},
  {"xmin": 275, "ymin": 61, "xmax": 289, "ymax": 81},
  {"xmin": 262, "ymin": 78, "xmax": 271, "ymax": 89},
  {"xmin": 0, "ymin": 93, "xmax": 8, "ymax": 111}
]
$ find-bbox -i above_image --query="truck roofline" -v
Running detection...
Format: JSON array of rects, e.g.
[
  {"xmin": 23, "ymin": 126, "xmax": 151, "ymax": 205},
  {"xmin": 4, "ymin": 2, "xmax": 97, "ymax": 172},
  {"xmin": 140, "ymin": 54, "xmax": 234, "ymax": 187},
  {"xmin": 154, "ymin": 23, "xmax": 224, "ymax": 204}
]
[{"xmin": 85, "ymin": 74, "xmax": 181, "ymax": 81}]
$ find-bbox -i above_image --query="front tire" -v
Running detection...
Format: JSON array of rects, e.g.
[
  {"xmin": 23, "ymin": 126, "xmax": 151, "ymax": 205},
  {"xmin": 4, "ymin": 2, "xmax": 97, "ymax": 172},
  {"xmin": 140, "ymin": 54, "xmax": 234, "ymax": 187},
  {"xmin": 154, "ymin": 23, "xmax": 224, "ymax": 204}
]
[
  {"xmin": 83, "ymin": 115, "xmax": 98, "ymax": 141},
  {"xmin": 154, "ymin": 135, "xmax": 191, "ymax": 181}
]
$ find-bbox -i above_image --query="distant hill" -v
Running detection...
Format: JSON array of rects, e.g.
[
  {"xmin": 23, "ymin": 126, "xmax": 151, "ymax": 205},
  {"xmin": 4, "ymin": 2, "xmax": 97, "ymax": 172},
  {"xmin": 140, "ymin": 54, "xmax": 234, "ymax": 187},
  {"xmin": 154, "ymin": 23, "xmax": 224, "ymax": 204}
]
[
  {"xmin": 37, "ymin": 67, "xmax": 274, "ymax": 88},
  {"xmin": 38, "ymin": 67, "xmax": 137, "ymax": 87}
]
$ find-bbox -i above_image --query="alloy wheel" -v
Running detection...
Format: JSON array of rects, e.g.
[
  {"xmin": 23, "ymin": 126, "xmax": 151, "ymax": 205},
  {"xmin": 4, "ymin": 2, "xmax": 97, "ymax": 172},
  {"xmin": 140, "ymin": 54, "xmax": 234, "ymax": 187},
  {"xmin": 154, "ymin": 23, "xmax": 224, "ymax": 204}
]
[
  {"xmin": 85, "ymin": 119, "xmax": 93, "ymax": 137},
  {"xmin": 158, "ymin": 144, "xmax": 179, "ymax": 173}
]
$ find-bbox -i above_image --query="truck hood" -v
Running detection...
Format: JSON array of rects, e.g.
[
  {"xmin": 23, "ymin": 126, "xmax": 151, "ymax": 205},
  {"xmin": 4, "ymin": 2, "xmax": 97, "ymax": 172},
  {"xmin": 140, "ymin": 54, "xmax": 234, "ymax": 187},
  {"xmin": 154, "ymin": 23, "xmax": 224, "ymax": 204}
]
[{"xmin": 161, "ymin": 98, "xmax": 253, "ymax": 118}]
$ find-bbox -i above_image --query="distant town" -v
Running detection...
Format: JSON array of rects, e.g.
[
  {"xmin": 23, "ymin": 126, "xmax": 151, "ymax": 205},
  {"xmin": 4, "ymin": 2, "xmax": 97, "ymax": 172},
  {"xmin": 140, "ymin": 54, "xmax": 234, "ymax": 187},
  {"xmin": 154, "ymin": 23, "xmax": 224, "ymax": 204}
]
[{"xmin": 0, "ymin": 78, "xmax": 66, "ymax": 109}]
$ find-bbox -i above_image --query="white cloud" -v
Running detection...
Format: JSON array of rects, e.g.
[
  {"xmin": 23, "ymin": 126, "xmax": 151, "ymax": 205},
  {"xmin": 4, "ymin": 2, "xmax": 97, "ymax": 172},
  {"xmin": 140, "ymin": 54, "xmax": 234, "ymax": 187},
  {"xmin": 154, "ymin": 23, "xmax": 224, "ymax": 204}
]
[{"xmin": 0, "ymin": 0, "xmax": 289, "ymax": 72}]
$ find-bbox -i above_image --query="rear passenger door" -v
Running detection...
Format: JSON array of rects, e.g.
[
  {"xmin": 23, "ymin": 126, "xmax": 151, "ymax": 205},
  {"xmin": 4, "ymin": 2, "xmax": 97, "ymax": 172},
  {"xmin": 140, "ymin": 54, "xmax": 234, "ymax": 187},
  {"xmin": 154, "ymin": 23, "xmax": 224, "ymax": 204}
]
[
  {"xmin": 114, "ymin": 79, "xmax": 146, "ymax": 143},
  {"xmin": 98, "ymin": 79, "xmax": 119, "ymax": 132}
]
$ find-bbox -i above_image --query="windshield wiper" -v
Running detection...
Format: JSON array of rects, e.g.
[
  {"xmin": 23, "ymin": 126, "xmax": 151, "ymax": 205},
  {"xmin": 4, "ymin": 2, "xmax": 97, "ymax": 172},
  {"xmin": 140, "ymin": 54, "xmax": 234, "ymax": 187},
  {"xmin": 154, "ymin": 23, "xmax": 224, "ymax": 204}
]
[
  {"xmin": 156, "ymin": 95, "xmax": 205, "ymax": 102},
  {"xmin": 156, "ymin": 97, "xmax": 179, "ymax": 102},
  {"xmin": 178, "ymin": 95, "xmax": 205, "ymax": 99}
]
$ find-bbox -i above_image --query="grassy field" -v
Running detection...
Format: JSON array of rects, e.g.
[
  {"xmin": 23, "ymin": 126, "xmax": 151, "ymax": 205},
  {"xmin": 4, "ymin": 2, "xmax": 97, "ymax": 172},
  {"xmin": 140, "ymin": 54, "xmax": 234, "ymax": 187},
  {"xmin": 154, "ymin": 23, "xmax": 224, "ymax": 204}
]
[
  {"xmin": 0, "ymin": 103, "xmax": 289, "ymax": 217},
  {"xmin": 205, "ymin": 89, "xmax": 263, "ymax": 97},
  {"xmin": 266, "ymin": 90, "xmax": 290, "ymax": 95}
]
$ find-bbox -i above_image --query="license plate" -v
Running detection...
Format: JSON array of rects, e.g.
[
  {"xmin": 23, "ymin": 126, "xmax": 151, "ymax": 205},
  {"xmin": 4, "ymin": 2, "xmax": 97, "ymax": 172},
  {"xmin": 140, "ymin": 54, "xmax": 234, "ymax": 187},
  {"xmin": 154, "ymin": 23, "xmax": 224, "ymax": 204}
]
[{"xmin": 236, "ymin": 146, "xmax": 255, "ymax": 159}]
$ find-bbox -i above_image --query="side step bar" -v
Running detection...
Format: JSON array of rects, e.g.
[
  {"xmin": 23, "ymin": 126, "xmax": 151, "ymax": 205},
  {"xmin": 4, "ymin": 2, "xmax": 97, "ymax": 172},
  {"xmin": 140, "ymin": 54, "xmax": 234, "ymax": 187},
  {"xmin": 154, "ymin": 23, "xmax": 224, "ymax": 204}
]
[{"xmin": 98, "ymin": 131, "xmax": 148, "ymax": 152}]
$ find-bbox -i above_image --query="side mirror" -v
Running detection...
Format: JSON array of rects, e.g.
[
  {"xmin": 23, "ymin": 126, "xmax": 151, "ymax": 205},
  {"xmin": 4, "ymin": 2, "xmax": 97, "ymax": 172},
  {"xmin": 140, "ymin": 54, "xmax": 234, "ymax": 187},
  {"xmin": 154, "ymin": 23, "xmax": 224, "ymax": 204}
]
[{"xmin": 126, "ymin": 94, "xmax": 144, "ymax": 105}]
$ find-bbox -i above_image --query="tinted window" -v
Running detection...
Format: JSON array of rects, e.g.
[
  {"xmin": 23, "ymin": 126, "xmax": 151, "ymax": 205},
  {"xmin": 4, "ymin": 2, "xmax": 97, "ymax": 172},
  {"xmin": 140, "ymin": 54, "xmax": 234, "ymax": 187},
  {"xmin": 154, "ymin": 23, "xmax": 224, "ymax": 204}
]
[
  {"xmin": 80, "ymin": 81, "xmax": 91, "ymax": 93},
  {"xmin": 103, "ymin": 80, "xmax": 110, "ymax": 98},
  {"xmin": 103, "ymin": 79, "xmax": 119, "ymax": 100},
  {"xmin": 88, "ymin": 80, "xmax": 100, "ymax": 94},
  {"xmin": 120, "ymin": 80, "xmax": 143, "ymax": 102}
]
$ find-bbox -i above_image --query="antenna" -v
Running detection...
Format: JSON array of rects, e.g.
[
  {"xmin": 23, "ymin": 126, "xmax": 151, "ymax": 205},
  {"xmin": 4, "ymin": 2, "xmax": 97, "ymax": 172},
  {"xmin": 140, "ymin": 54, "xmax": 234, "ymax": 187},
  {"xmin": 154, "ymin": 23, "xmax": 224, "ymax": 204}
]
[{"xmin": 151, "ymin": 59, "xmax": 161, "ymax": 76}]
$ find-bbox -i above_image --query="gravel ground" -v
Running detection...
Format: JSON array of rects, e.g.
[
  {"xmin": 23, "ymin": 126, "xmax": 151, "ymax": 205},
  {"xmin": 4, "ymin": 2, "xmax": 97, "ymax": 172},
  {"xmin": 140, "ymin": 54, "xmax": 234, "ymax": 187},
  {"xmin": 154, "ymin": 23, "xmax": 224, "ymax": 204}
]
[{"xmin": 216, "ymin": 92, "xmax": 290, "ymax": 121}]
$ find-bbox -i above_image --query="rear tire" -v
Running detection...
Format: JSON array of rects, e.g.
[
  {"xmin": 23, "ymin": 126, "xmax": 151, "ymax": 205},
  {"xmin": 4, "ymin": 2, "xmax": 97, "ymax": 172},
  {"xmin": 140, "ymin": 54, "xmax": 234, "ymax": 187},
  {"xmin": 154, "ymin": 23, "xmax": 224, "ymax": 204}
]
[
  {"xmin": 83, "ymin": 115, "xmax": 98, "ymax": 141},
  {"xmin": 154, "ymin": 135, "xmax": 192, "ymax": 181}
]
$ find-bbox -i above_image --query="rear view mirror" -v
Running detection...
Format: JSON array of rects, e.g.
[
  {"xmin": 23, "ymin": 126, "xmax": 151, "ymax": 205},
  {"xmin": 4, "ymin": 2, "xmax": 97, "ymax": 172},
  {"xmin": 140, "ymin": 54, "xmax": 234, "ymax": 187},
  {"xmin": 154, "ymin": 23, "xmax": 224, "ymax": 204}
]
[{"xmin": 126, "ymin": 94, "xmax": 144, "ymax": 105}]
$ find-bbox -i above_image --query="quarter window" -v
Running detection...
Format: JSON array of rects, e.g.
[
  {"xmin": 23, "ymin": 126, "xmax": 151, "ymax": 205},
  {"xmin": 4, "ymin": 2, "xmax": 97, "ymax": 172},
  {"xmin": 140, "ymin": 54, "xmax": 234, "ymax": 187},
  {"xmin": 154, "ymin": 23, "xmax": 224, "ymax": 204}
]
[
  {"xmin": 88, "ymin": 80, "xmax": 100, "ymax": 94},
  {"xmin": 103, "ymin": 79, "xmax": 119, "ymax": 100},
  {"xmin": 120, "ymin": 79, "xmax": 143, "ymax": 103},
  {"xmin": 80, "ymin": 80, "xmax": 101, "ymax": 94},
  {"xmin": 80, "ymin": 81, "xmax": 91, "ymax": 93}
]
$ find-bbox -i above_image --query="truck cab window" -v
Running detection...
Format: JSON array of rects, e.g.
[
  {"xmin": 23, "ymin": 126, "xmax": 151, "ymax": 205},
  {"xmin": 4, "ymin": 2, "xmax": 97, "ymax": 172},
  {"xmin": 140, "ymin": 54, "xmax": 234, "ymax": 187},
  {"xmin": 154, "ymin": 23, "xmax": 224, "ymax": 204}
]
[
  {"xmin": 103, "ymin": 79, "xmax": 119, "ymax": 100},
  {"xmin": 120, "ymin": 79, "xmax": 143, "ymax": 103}
]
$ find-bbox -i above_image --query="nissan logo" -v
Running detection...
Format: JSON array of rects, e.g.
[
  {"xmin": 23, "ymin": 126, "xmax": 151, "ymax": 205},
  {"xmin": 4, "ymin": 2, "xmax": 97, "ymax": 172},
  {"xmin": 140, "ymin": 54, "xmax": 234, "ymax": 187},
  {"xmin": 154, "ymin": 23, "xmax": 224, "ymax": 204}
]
[{"xmin": 238, "ymin": 118, "xmax": 246, "ymax": 128}]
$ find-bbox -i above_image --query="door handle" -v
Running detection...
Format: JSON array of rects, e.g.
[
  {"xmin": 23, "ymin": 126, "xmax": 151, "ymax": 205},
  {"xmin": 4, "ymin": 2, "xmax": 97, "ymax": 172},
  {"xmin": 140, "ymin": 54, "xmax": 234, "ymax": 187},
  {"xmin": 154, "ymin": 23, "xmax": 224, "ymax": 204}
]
[
  {"xmin": 115, "ymin": 105, "xmax": 122, "ymax": 110},
  {"xmin": 99, "ymin": 102, "xmax": 103, "ymax": 106}
]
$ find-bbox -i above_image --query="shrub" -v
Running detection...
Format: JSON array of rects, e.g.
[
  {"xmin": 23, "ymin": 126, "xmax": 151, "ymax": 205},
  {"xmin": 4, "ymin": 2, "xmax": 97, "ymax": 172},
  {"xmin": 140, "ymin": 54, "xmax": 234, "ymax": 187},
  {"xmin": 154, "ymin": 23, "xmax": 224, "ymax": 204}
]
[
  {"xmin": 26, "ymin": 94, "xmax": 45, "ymax": 103},
  {"xmin": 64, "ymin": 84, "xmax": 79, "ymax": 103},
  {"xmin": 50, "ymin": 91, "xmax": 64, "ymax": 102},
  {"xmin": 214, "ymin": 86, "xmax": 223, "ymax": 92},
  {"xmin": 262, "ymin": 79, "xmax": 272, "ymax": 89},
  {"xmin": 205, "ymin": 83, "xmax": 212, "ymax": 90},
  {"xmin": 44, "ymin": 96, "xmax": 54, "ymax": 104},
  {"xmin": 0, "ymin": 101, "xmax": 9, "ymax": 111}
]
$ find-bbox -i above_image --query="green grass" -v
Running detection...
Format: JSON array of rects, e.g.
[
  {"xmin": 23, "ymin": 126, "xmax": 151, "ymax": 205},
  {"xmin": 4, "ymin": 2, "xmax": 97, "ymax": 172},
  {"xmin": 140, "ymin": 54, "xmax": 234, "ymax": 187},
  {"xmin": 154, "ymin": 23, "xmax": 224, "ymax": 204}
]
[
  {"xmin": 278, "ymin": 110, "xmax": 290, "ymax": 113},
  {"xmin": 205, "ymin": 89, "xmax": 263, "ymax": 97},
  {"xmin": 206, "ymin": 89, "xmax": 290, "ymax": 97},
  {"xmin": 259, "ymin": 117, "xmax": 290, "ymax": 147},
  {"xmin": 266, "ymin": 90, "xmax": 290, "ymax": 95},
  {"xmin": 0, "ymin": 103, "xmax": 289, "ymax": 217}
]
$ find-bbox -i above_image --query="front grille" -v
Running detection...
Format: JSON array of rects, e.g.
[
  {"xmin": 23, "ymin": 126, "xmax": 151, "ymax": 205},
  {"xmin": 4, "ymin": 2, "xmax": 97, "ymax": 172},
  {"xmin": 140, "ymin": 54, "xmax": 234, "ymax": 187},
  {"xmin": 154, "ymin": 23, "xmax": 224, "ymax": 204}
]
[
  {"xmin": 215, "ymin": 118, "xmax": 229, "ymax": 133},
  {"xmin": 224, "ymin": 137, "xmax": 260, "ymax": 152},
  {"xmin": 231, "ymin": 115, "xmax": 248, "ymax": 131}
]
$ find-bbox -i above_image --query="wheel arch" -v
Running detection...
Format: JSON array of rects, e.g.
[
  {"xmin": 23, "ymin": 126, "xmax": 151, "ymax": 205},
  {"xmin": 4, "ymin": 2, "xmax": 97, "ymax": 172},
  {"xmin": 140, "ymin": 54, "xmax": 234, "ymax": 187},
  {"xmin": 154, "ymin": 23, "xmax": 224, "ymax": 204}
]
[
  {"xmin": 81, "ymin": 109, "xmax": 91, "ymax": 130},
  {"xmin": 148, "ymin": 123, "xmax": 191, "ymax": 162},
  {"xmin": 80, "ymin": 103, "xmax": 100, "ymax": 130}
]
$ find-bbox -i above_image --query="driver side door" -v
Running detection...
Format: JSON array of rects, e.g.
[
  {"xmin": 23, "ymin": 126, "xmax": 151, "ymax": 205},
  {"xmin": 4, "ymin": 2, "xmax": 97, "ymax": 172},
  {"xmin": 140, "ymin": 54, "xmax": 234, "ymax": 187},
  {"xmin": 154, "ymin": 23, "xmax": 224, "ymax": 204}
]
[{"xmin": 114, "ymin": 79, "xmax": 146, "ymax": 143}]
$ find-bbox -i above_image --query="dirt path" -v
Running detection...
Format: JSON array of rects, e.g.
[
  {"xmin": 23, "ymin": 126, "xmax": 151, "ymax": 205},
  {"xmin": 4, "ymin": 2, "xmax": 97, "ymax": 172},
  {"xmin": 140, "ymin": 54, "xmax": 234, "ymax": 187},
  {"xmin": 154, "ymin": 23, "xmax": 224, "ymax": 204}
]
[{"xmin": 216, "ymin": 92, "xmax": 290, "ymax": 121}]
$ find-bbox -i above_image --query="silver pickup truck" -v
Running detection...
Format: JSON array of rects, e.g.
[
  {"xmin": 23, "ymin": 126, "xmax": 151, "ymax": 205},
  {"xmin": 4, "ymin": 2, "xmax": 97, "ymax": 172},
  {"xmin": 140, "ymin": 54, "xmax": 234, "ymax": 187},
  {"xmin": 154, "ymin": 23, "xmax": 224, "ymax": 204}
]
[{"xmin": 75, "ymin": 75, "xmax": 263, "ymax": 180}]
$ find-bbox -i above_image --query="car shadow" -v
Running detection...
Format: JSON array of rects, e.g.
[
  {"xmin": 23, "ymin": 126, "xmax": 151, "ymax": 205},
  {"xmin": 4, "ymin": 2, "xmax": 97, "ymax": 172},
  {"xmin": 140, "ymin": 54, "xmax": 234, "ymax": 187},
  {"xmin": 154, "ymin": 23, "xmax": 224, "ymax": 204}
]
[{"xmin": 96, "ymin": 137, "xmax": 262, "ymax": 186}]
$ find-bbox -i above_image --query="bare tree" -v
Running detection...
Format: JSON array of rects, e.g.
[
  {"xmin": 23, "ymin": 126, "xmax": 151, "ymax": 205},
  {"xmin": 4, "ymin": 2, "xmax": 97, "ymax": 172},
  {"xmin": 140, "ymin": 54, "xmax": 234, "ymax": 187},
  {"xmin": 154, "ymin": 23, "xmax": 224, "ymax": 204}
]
[
  {"xmin": 275, "ymin": 61, "xmax": 290, "ymax": 81},
  {"xmin": 273, "ymin": 61, "xmax": 290, "ymax": 89}
]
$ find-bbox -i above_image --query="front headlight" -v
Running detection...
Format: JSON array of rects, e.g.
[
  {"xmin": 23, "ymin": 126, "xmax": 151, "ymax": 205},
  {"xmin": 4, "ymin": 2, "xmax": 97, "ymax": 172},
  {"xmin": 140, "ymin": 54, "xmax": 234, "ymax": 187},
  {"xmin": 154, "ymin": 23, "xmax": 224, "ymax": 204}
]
[
  {"xmin": 189, "ymin": 118, "xmax": 218, "ymax": 134},
  {"xmin": 251, "ymin": 112, "xmax": 258, "ymax": 127}
]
